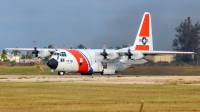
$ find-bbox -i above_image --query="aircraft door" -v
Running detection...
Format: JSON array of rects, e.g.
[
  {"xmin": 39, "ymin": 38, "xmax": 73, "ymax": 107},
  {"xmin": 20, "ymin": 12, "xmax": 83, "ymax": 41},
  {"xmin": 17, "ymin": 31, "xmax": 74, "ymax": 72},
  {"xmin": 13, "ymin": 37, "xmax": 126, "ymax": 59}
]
[
  {"xmin": 79, "ymin": 58, "xmax": 83, "ymax": 66},
  {"xmin": 56, "ymin": 53, "xmax": 60, "ymax": 60}
]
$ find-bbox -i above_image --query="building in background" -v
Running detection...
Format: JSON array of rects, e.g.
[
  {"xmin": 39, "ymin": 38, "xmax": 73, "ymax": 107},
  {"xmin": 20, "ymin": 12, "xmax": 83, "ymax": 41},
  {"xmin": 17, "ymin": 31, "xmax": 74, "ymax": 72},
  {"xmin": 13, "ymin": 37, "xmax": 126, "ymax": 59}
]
[
  {"xmin": 145, "ymin": 55, "xmax": 175, "ymax": 63},
  {"xmin": 0, "ymin": 52, "xmax": 21, "ymax": 62}
]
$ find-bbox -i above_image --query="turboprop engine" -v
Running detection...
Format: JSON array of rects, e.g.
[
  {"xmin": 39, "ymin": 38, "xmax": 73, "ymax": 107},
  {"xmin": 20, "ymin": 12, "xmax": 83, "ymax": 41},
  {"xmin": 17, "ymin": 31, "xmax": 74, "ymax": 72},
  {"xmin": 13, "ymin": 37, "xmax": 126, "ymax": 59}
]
[
  {"xmin": 37, "ymin": 49, "xmax": 51, "ymax": 58},
  {"xmin": 120, "ymin": 58, "xmax": 147, "ymax": 64},
  {"xmin": 125, "ymin": 49, "xmax": 144, "ymax": 60},
  {"xmin": 131, "ymin": 51, "xmax": 144, "ymax": 60},
  {"xmin": 96, "ymin": 50, "xmax": 120, "ymax": 61}
]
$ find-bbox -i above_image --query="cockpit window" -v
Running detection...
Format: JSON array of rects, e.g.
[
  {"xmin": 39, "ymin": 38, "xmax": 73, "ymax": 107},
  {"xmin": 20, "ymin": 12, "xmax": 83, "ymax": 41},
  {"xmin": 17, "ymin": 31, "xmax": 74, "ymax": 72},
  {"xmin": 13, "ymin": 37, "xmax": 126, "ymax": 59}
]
[
  {"xmin": 53, "ymin": 52, "xmax": 66, "ymax": 57},
  {"xmin": 53, "ymin": 53, "xmax": 60, "ymax": 55},
  {"xmin": 60, "ymin": 52, "xmax": 67, "ymax": 57}
]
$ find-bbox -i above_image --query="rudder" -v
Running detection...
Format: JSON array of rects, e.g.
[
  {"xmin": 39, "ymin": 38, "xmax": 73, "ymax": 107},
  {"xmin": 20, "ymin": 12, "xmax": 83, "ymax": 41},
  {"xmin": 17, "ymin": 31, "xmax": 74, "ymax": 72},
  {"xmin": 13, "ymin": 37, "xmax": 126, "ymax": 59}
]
[{"xmin": 131, "ymin": 12, "xmax": 153, "ymax": 51}]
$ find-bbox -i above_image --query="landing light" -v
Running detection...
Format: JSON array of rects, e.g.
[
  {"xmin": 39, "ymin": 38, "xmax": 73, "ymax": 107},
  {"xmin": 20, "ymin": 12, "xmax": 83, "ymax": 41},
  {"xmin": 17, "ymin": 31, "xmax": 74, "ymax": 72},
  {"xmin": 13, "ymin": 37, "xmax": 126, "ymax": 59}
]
[{"xmin": 51, "ymin": 69, "xmax": 54, "ymax": 72}]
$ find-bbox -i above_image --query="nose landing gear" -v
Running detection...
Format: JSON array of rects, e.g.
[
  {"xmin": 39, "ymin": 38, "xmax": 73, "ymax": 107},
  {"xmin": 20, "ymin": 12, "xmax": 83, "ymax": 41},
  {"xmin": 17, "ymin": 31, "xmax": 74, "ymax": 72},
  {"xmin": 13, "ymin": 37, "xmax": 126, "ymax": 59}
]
[{"xmin": 58, "ymin": 71, "xmax": 65, "ymax": 76}]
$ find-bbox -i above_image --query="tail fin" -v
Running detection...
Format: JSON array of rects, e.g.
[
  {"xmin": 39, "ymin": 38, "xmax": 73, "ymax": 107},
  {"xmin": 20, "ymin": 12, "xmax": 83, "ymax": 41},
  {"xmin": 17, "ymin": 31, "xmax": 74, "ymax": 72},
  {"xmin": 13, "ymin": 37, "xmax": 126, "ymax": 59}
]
[{"xmin": 131, "ymin": 12, "xmax": 153, "ymax": 51}]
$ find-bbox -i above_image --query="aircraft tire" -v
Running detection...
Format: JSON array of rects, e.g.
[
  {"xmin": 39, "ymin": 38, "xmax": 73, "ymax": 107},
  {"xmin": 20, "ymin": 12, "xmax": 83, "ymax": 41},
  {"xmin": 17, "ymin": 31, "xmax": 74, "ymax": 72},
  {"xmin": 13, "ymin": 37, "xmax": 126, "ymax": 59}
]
[
  {"xmin": 58, "ymin": 71, "xmax": 65, "ymax": 76},
  {"xmin": 100, "ymin": 72, "xmax": 104, "ymax": 75}
]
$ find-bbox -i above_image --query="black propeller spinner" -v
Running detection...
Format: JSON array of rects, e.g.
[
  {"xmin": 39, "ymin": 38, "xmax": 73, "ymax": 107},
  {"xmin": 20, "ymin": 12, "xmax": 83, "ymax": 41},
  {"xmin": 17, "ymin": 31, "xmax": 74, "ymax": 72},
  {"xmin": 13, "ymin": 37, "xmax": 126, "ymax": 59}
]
[
  {"xmin": 100, "ymin": 49, "xmax": 108, "ymax": 59},
  {"xmin": 32, "ymin": 47, "xmax": 39, "ymax": 57},
  {"xmin": 125, "ymin": 49, "xmax": 133, "ymax": 60}
]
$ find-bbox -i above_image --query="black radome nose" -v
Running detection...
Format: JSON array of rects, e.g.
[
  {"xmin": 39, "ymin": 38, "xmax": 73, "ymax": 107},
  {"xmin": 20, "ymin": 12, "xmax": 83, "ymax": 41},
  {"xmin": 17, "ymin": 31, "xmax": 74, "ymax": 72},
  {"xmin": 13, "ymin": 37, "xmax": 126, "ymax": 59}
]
[{"xmin": 47, "ymin": 58, "xmax": 58, "ymax": 69}]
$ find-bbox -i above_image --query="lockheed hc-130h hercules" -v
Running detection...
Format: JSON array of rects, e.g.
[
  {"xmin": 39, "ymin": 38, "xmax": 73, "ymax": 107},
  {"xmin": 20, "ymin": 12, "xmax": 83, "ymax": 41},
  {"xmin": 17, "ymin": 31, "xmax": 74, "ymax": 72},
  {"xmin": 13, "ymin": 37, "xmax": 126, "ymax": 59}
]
[{"xmin": 6, "ymin": 12, "xmax": 194, "ymax": 75}]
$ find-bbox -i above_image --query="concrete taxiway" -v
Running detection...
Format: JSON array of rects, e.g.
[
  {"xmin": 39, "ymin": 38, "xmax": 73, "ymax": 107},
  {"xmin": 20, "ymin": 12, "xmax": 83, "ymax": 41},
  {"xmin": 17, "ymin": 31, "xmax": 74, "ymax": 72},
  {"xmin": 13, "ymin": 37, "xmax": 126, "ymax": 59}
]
[{"xmin": 0, "ymin": 75, "xmax": 200, "ymax": 85}]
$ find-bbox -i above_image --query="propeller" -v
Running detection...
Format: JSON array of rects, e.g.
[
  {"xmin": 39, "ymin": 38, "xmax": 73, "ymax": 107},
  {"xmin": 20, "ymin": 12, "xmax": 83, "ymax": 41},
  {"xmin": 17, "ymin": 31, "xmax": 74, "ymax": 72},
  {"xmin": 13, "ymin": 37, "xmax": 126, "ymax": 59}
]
[
  {"xmin": 52, "ymin": 44, "xmax": 58, "ymax": 51},
  {"xmin": 100, "ymin": 43, "xmax": 108, "ymax": 59},
  {"xmin": 63, "ymin": 44, "xmax": 68, "ymax": 49},
  {"xmin": 32, "ymin": 47, "xmax": 39, "ymax": 57},
  {"xmin": 32, "ymin": 41, "xmax": 39, "ymax": 57},
  {"xmin": 125, "ymin": 49, "xmax": 133, "ymax": 59},
  {"xmin": 101, "ymin": 49, "xmax": 108, "ymax": 59},
  {"xmin": 125, "ymin": 42, "xmax": 133, "ymax": 60}
]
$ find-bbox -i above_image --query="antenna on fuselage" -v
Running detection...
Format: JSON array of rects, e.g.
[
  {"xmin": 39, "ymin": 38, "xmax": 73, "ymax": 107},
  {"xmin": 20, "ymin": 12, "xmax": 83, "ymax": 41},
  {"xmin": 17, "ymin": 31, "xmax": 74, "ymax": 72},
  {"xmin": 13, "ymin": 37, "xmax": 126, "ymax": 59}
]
[
  {"xmin": 52, "ymin": 44, "xmax": 58, "ymax": 51},
  {"xmin": 63, "ymin": 44, "xmax": 68, "ymax": 49}
]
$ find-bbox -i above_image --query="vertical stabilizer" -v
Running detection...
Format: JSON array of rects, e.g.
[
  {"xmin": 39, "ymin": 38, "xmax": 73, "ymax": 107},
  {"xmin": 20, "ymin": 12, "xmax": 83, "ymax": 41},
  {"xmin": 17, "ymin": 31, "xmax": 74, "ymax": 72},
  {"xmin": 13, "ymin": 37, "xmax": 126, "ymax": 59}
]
[{"xmin": 131, "ymin": 12, "xmax": 153, "ymax": 50}]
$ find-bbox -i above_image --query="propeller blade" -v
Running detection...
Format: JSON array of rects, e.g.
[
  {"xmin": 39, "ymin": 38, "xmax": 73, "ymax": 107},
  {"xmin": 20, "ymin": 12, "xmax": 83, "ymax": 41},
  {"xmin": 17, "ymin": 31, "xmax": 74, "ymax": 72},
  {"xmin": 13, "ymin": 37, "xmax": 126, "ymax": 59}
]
[
  {"xmin": 125, "ymin": 49, "xmax": 133, "ymax": 59},
  {"xmin": 100, "ymin": 49, "xmax": 108, "ymax": 59},
  {"xmin": 32, "ymin": 41, "xmax": 40, "ymax": 58},
  {"xmin": 32, "ymin": 47, "xmax": 39, "ymax": 57},
  {"xmin": 102, "ymin": 42, "xmax": 107, "ymax": 49}
]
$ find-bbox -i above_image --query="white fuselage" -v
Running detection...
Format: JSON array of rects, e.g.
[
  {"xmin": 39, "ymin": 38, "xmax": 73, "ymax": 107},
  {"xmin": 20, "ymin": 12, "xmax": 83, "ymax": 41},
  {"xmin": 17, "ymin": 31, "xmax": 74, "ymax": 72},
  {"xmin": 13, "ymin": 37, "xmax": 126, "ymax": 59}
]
[{"xmin": 48, "ymin": 49, "xmax": 147, "ymax": 74}]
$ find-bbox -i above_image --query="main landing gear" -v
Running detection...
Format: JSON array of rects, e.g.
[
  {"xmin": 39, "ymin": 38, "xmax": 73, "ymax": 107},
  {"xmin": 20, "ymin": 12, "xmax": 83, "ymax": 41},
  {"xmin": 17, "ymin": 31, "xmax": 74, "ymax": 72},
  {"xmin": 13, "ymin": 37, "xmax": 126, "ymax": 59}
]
[{"xmin": 58, "ymin": 71, "xmax": 65, "ymax": 76}]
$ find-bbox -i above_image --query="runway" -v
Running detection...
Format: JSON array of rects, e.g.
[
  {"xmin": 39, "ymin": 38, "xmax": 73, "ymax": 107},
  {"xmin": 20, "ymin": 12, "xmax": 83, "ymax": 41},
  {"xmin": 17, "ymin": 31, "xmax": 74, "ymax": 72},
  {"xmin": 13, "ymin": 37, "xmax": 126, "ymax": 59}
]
[{"xmin": 0, "ymin": 75, "xmax": 200, "ymax": 85}]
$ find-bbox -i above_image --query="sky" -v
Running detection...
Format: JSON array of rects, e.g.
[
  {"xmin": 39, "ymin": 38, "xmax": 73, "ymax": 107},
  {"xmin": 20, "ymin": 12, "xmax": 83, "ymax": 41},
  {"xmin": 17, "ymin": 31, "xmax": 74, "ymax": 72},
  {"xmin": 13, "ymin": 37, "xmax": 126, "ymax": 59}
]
[{"xmin": 0, "ymin": 0, "xmax": 200, "ymax": 52}]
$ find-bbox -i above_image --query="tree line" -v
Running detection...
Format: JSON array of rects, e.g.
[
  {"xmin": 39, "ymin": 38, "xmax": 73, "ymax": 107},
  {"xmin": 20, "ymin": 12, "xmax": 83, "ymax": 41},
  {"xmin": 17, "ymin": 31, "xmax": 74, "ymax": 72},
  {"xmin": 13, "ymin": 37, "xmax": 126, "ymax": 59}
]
[{"xmin": 172, "ymin": 17, "xmax": 200, "ymax": 63}]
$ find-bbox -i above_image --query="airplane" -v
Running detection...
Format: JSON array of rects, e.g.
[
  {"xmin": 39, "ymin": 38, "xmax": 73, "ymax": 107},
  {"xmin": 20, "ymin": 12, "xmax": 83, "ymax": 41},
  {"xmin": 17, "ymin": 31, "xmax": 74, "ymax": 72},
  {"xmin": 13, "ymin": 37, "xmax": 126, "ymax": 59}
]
[{"xmin": 5, "ymin": 12, "xmax": 194, "ymax": 75}]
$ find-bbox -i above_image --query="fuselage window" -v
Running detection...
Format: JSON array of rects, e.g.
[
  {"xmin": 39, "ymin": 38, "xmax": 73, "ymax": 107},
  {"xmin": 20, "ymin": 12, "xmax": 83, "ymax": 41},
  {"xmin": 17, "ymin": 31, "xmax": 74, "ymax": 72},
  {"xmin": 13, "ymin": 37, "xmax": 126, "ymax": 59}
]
[
  {"xmin": 61, "ymin": 58, "xmax": 65, "ymax": 62},
  {"xmin": 64, "ymin": 52, "xmax": 67, "ymax": 57}
]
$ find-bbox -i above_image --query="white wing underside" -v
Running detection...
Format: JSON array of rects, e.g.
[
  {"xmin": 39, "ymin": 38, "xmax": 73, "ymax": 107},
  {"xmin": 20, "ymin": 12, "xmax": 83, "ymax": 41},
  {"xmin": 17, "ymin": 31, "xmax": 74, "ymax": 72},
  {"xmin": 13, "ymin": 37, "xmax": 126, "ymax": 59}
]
[
  {"xmin": 5, "ymin": 48, "xmax": 56, "ymax": 52},
  {"xmin": 140, "ymin": 50, "xmax": 194, "ymax": 55},
  {"xmin": 6, "ymin": 48, "xmax": 194, "ymax": 55},
  {"xmin": 119, "ymin": 50, "xmax": 194, "ymax": 55}
]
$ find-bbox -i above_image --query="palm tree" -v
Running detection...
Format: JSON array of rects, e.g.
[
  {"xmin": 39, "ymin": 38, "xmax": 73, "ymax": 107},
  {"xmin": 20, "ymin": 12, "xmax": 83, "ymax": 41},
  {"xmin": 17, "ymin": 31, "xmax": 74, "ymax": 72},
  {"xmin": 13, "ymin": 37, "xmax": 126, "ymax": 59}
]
[
  {"xmin": 1, "ymin": 49, "xmax": 8, "ymax": 61},
  {"xmin": 11, "ymin": 47, "xmax": 21, "ymax": 62},
  {"xmin": 26, "ymin": 51, "xmax": 34, "ymax": 59}
]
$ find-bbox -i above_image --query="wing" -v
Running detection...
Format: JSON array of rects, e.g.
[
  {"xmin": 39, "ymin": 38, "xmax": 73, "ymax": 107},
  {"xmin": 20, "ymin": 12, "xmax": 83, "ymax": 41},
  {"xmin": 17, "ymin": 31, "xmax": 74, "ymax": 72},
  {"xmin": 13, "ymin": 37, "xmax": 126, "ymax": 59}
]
[
  {"xmin": 118, "ymin": 48, "xmax": 194, "ymax": 60},
  {"xmin": 119, "ymin": 47, "xmax": 194, "ymax": 55},
  {"xmin": 140, "ymin": 50, "xmax": 194, "ymax": 55},
  {"xmin": 5, "ymin": 48, "xmax": 56, "ymax": 52},
  {"xmin": 5, "ymin": 48, "xmax": 56, "ymax": 58}
]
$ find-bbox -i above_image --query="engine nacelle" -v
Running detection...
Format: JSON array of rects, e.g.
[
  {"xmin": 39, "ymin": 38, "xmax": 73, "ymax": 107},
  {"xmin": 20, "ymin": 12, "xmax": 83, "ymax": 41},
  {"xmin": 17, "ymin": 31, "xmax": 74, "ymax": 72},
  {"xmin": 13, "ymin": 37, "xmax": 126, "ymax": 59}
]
[
  {"xmin": 131, "ymin": 51, "xmax": 144, "ymax": 60},
  {"xmin": 38, "ymin": 49, "xmax": 51, "ymax": 58},
  {"xmin": 106, "ymin": 51, "xmax": 120, "ymax": 60},
  {"xmin": 95, "ymin": 50, "xmax": 120, "ymax": 61},
  {"xmin": 120, "ymin": 58, "xmax": 147, "ymax": 64},
  {"xmin": 103, "ymin": 69, "xmax": 115, "ymax": 75}
]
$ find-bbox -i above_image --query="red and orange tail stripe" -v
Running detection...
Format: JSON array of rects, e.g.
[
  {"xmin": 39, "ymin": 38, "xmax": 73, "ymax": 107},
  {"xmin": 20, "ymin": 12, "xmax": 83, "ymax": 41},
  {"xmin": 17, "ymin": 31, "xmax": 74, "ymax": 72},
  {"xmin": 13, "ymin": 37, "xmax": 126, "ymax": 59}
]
[
  {"xmin": 139, "ymin": 13, "xmax": 149, "ymax": 37},
  {"xmin": 135, "ymin": 45, "xmax": 149, "ymax": 50}
]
